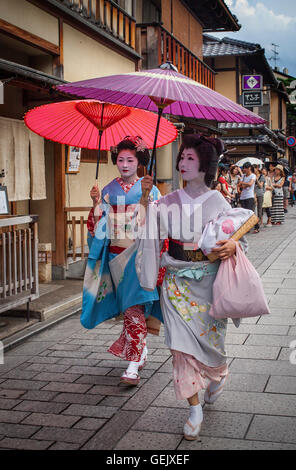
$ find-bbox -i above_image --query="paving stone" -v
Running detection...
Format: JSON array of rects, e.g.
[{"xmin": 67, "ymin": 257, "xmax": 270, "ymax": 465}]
[
  {"xmin": 52, "ymin": 393, "xmax": 104, "ymax": 406},
  {"xmin": 56, "ymin": 358, "xmax": 100, "ymax": 367},
  {"xmin": 62, "ymin": 404, "xmax": 117, "ymax": 419},
  {"xmin": 269, "ymin": 295, "xmax": 296, "ymax": 307},
  {"xmin": 265, "ymin": 376, "xmax": 296, "ymax": 394},
  {"xmin": 73, "ymin": 417, "xmax": 107, "ymax": 431},
  {"xmin": 203, "ymin": 390, "xmax": 296, "ymax": 417},
  {"xmin": 82, "ymin": 410, "xmax": 142, "ymax": 450},
  {"xmin": 289, "ymin": 326, "xmax": 296, "ymax": 336},
  {"xmin": 0, "ymin": 379, "xmax": 49, "ymax": 390},
  {"xmin": 227, "ymin": 324, "xmax": 290, "ymax": 335},
  {"xmin": 257, "ymin": 316, "xmax": 296, "ymax": 326},
  {"xmin": 0, "ymin": 368, "xmax": 42, "ymax": 380},
  {"xmin": 48, "ymin": 351, "xmax": 91, "ymax": 358},
  {"xmin": 0, "ymin": 398, "xmax": 23, "ymax": 410},
  {"xmin": 268, "ymin": 307, "xmax": 296, "ymax": 316},
  {"xmin": 87, "ymin": 384, "xmax": 139, "ymax": 397},
  {"xmin": 115, "ymin": 430, "xmax": 183, "ymax": 450},
  {"xmin": 32, "ymin": 372, "xmax": 82, "ymax": 383},
  {"xmin": 32, "ymin": 426, "xmax": 95, "ymax": 445},
  {"xmin": 133, "ymin": 407, "xmax": 251, "ymax": 439},
  {"xmin": 226, "ymin": 344, "xmax": 280, "ymax": 359},
  {"xmin": 223, "ymin": 373, "xmax": 269, "ymax": 393},
  {"xmin": 14, "ymin": 400, "xmax": 68, "ymax": 414},
  {"xmin": 26, "ymin": 356, "xmax": 60, "ymax": 364},
  {"xmin": 107, "ymin": 367, "xmax": 154, "ymax": 379},
  {"xmin": 177, "ymin": 436, "xmax": 296, "ymax": 450},
  {"xmin": 245, "ymin": 334, "xmax": 293, "ymax": 347},
  {"xmin": 0, "ymin": 409, "xmax": 30, "ymax": 423},
  {"xmin": 99, "ymin": 395, "xmax": 130, "ymax": 408},
  {"xmin": 151, "ymin": 387, "xmax": 187, "ymax": 409},
  {"xmin": 0, "ymin": 389, "xmax": 26, "ymax": 399},
  {"xmin": 24, "ymin": 363, "xmax": 71, "ymax": 373},
  {"xmin": 76, "ymin": 375, "xmax": 131, "ymax": 386},
  {"xmin": 0, "ymin": 356, "xmax": 33, "ymax": 375},
  {"xmin": 150, "ymin": 348, "xmax": 168, "ymax": 355},
  {"xmin": 0, "ymin": 437, "xmax": 53, "ymax": 450},
  {"xmin": 69, "ymin": 339, "xmax": 107, "ymax": 346},
  {"xmin": 230, "ymin": 358, "xmax": 296, "ymax": 376},
  {"xmin": 277, "ymin": 347, "xmax": 293, "ymax": 361},
  {"xmin": 47, "ymin": 344, "xmax": 82, "ymax": 351},
  {"xmin": 123, "ymin": 373, "xmax": 171, "ymax": 411},
  {"xmin": 49, "ymin": 442, "xmax": 81, "ymax": 450},
  {"xmin": 64, "ymin": 366, "xmax": 112, "ymax": 376},
  {"xmin": 4, "ymin": 342, "xmax": 56, "ymax": 356},
  {"xmin": 41, "ymin": 382, "xmax": 92, "ymax": 394},
  {"xmin": 225, "ymin": 334, "xmax": 248, "ymax": 345},
  {"xmin": 0, "ymin": 423, "xmax": 40, "ymax": 439},
  {"xmin": 246, "ymin": 415, "xmax": 296, "ymax": 444},
  {"xmin": 282, "ymin": 279, "xmax": 296, "ymax": 288},
  {"xmin": 20, "ymin": 390, "xmax": 59, "ymax": 402},
  {"xmin": 21, "ymin": 412, "xmax": 81, "ymax": 428},
  {"xmin": 240, "ymin": 317, "xmax": 260, "ymax": 324}
]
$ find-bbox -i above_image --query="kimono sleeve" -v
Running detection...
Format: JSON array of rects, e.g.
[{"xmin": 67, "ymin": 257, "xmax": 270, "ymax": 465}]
[{"xmin": 135, "ymin": 201, "xmax": 163, "ymax": 292}]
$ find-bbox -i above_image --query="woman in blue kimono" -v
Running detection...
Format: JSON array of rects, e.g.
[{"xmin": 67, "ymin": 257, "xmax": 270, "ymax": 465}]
[{"xmin": 83, "ymin": 136, "xmax": 162, "ymax": 386}]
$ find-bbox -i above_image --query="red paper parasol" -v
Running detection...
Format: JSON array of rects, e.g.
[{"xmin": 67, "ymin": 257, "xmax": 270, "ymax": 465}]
[{"xmin": 24, "ymin": 99, "xmax": 177, "ymax": 181}]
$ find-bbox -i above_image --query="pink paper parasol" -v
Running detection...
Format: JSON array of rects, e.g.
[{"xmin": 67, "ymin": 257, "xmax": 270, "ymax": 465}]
[{"xmin": 57, "ymin": 63, "xmax": 266, "ymax": 176}]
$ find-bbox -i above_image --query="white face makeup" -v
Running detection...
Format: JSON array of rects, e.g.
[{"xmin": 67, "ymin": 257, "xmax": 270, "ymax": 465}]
[
  {"xmin": 116, "ymin": 150, "xmax": 138, "ymax": 181},
  {"xmin": 178, "ymin": 147, "xmax": 204, "ymax": 182}
]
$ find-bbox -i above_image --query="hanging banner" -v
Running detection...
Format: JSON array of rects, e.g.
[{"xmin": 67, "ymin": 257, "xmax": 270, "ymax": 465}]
[
  {"xmin": 243, "ymin": 75, "xmax": 263, "ymax": 90},
  {"xmin": 66, "ymin": 146, "xmax": 81, "ymax": 174},
  {"xmin": 243, "ymin": 91, "xmax": 263, "ymax": 107}
]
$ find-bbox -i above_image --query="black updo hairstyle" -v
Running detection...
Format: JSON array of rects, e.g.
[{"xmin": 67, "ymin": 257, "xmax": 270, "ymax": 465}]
[
  {"xmin": 110, "ymin": 136, "xmax": 150, "ymax": 167},
  {"xmin": 176, "ymin": 134, "xmax": 224, "ymax": 187}
]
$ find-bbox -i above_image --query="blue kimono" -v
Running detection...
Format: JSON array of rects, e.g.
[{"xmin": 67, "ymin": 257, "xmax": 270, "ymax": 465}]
[{"xmin": 81, "ymin": 178, "xmax": 163, "ymax": 330}]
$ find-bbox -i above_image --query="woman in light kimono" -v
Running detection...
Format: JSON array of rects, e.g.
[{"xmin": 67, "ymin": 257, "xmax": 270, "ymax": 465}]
[
  {"xmin": 83, "ymin": 136, "xmax": 162, "ymax": 386},
  {"xmin": 136, "ymin": 134, "xmax": 248, "ymax": 441}
]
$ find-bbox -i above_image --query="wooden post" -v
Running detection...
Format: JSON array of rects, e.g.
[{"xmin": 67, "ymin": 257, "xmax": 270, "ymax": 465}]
[
  {"xmin": 72, "ymin": 216, "xmax": 76, "ymax": 261},
  {"xmin": 53, "ymin": 143, "xmax": 66, "ymax": 272},
  {"xmin": 80, "ymin": 216, "xmax": 85, "ymax": 259}
]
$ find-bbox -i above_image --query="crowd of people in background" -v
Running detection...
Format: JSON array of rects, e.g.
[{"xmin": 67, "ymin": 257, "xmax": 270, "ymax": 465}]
[{"xmin": 211, "ymin": 160, "xmax": 296, "ymax": 234}]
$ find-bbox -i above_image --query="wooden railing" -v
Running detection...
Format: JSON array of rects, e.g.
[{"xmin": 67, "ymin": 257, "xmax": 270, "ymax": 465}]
[
  {"xmin": 62, "ymin": 0, "xmax": 136, "ymax": 49},
  {"xmin": 64, "ymin": 207, "xmax": 92, "ymax": 263},
  {"xmin": 137, "ymin": 24, "xmax": 215, "ymax": 89},
  {"xmin": 0, "ymin": 215, "xmax": 39, "ymax": 319}
]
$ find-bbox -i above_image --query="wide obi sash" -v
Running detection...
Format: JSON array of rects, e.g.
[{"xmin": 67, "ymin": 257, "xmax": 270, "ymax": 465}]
[{"xmin": 168, "ymin": 238, "xmax": 209, "ymax": 262}]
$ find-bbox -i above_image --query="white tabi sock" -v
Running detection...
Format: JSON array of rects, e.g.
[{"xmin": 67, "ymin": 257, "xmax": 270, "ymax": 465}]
[
  {"xmin": 126, "ymin": 360, "xmax": 140, "ymax": 376},
  {"xmin": 189, "ymin": 404, "xmax": 203, "ymax": 426}
]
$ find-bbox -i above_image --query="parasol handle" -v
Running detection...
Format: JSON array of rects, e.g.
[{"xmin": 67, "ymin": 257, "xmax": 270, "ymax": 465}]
[
  {"xmin": 95, "ymin": 129, "xmax": 104, "ymax": 181},
  {"xmin": 149, "ymin": 107, "xmax": 163, "ymax": 180}
]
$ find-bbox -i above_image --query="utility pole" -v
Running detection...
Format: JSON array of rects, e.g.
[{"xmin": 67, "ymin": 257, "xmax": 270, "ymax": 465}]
[{"xmin": 269, "ymin": 43, "xmax": 280, "ymax": 69}]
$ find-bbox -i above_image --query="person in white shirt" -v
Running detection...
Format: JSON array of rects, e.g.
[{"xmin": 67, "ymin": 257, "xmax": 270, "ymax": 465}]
[{"xmin": 238, "ymin": 162, "xmax": 259, "ymax": 232}]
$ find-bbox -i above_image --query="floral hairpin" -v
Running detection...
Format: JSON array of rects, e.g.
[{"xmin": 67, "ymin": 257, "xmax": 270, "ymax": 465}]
[{"xmin": 123, "ymin": 135, "xmax": 148, "ymax": 152}]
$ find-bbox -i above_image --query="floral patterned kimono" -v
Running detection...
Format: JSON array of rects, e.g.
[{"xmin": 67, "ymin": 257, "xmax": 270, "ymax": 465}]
[
  {"xmin": 83, "ymin": 177, "xmax": 162, "ymax": 362},
  {"xmin": 136, "ymin": 188, "xmax": 248, "ymax": 399}
]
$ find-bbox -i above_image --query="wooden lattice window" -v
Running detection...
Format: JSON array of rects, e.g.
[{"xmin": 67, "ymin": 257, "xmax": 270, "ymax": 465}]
[{"xmin": 80, "ymin": 149, "xmax": 108, "ymax": 164}]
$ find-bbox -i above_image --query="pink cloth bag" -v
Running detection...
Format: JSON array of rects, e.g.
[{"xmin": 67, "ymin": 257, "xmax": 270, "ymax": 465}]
[{"xmin": 209, "ymin": 243, "xmax": 271, "ymax": 319}]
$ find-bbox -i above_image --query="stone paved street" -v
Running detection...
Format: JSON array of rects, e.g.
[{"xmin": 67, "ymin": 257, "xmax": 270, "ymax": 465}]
[{"xmin": 0, "ymin": 209, "xmax": 296, "ymax": 450}]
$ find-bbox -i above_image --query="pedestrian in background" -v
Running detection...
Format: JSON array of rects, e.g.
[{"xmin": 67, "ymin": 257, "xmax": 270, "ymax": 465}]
[
  {"xmin": 262, "ymin": 167, "xmax": 273, "ymax": 226},
  {"xmin": 288, "ymin": 172, "xmax": 296, "ymax": 206},
  {"xmin": 238, "ymin": 162, "xmax": 259, "ymax": 233},
  {"xmin": 254, "ymin": 166, "xmax": 265, "ymax": 230},
  {"xmin": 271, "ymin": 165, "xmax": 285, "ymax": 225},
  {"xmin": 218, "ymin": 165, "xmax": 235, "ymax": 205},
  {"xmin": 283, "ymin": 171, "xmax": 290, "ymax": 214},
  {"xmin": 211, "ymin": 180, "xmax": 222, "ymax": 192},
  {"xmin": 229, "ymin": 165, "xmax": 242, "ymax": 207}
]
